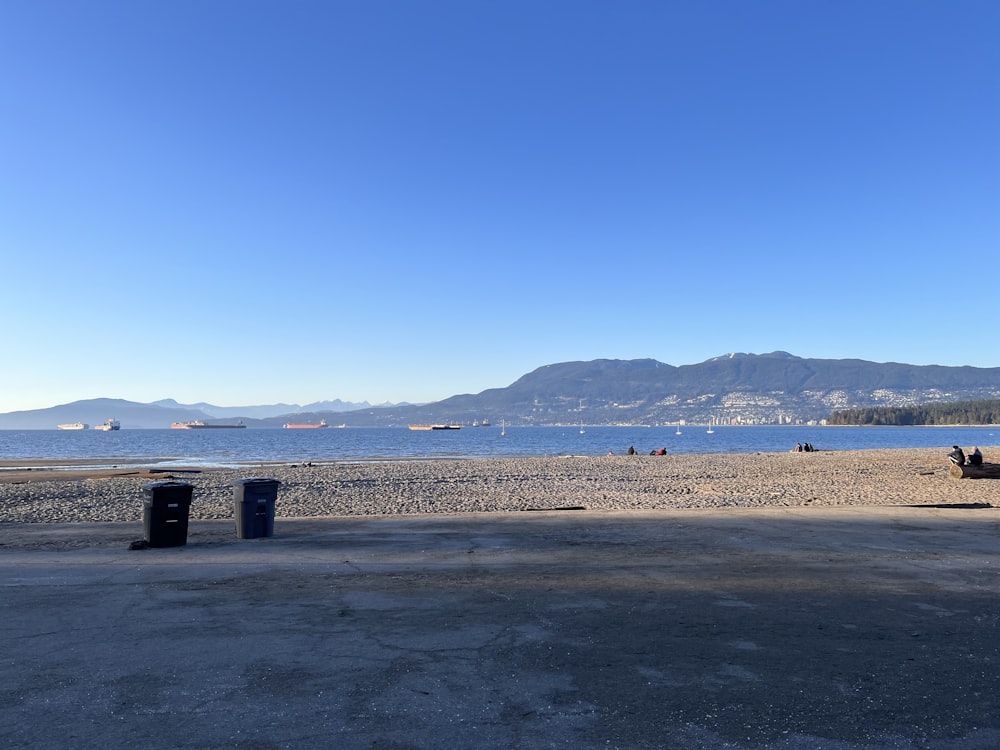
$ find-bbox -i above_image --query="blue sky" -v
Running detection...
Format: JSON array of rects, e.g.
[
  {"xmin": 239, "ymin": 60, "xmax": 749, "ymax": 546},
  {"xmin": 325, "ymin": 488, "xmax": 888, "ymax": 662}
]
[{"xmin": 1, "ymin": 1, "xmax": 997, "ymax": 412}]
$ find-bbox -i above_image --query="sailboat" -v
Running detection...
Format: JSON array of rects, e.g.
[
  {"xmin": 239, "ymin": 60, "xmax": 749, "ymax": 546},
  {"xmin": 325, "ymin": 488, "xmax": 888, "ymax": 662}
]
[
  {"xmin": 675, "ymin": 424, "xmax": 682, "ymax": 435},
  {"xmin": 500, "ymin": 419, "xmax": 506, "ymax": 437},
  {"xmin": 579, "ymin": 423, "xmax": 585, "ymax": 435},
  {"xmin": 707, "ymin": 425, "xmax": 714, "ymax": 434}
]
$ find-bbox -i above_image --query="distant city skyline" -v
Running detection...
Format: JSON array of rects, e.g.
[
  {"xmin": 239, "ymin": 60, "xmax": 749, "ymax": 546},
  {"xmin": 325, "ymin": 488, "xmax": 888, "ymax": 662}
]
[{"xmin": 2, "ymin": 1, "xmax": 997, "ymax": 413}]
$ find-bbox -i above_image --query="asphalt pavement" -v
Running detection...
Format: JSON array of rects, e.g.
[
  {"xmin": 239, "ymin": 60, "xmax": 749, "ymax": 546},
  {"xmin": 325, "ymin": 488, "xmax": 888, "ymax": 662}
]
[{"xmin": 2, "ymin": 507, "xmax": 999, "ymax": 749}]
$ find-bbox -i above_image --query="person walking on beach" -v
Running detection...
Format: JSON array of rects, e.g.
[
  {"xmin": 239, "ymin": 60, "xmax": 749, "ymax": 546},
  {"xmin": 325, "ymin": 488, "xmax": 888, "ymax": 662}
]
[{"xmin": 948, "ymin": 446, "xmax": 966, "ymax": 466}]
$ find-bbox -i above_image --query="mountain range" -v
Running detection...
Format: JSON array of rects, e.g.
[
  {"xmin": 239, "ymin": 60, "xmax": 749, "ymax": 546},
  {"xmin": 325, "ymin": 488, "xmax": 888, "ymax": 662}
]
[
  {"xmin": 0, "ymin": 397, "xmax": 396, "ymax": 430},
  {"xmin": 149, "ymin": 398, "xmax": 398, "ymax": 419},
  {"xmin": 3, "ymin": 352, "xmax": 1000, "ymax": 429}
]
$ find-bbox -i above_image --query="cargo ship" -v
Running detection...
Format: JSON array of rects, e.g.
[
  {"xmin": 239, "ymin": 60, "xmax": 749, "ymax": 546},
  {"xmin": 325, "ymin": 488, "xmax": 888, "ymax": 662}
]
[
  {"xmin": 171, "ymin": 420, "xmax": 246, "ymax": 429},
  {"xmin": 408, "ymin": 424, "xmax": 461, "ymax": 431},
  {"xmin": 283, "ymin": 420, "xmax": 328, "ymax": 429},
  {"xmin": 57, "ymin": 422, "xmax": 89, "ymax": 430},
  {"xmin": 94, "ymin": 418, "xmax": 121, "ymax": 431}
]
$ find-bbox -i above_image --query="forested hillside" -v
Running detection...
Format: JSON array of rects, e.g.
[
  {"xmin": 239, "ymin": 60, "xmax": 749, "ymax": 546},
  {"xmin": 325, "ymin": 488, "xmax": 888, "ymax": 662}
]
[{"xmin": 828, "ymin": 400, "xmax": 1000, "ymax": 426}]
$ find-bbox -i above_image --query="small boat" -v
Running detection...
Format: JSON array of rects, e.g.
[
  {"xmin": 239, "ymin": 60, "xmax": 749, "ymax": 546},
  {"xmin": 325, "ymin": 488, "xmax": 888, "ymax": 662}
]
[
  {"xmin": 500, "ymin": 419, "xmax": 506, "ymax": 437},
  {"xmin": 707, "ymin": 426, "xmax": 714, "ymax": 434},
  {"xmin": 408, "ymin": 424, "xmax": 461, "ymax": 431},
  {"xmin": 675, "ymin": 425, "xmax": 682, "ymax": 435},
  {"xmin": 94, "ymin": 418, "xmax": 121, "ymax": 431},
  {"xmin": 283, "ymin": 420, "xmax": 328, "ymax": 429},
  {"xmin": 57, "ymin": 422, "xmax": 89, "ymax": 430}
]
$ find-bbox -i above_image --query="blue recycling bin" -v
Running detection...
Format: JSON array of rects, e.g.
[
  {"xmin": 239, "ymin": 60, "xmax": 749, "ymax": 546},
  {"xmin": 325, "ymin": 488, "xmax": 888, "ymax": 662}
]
[
  {"xmin": 142, "ymin": 481, "xmax": 194, "ymax": 547},
  {"xmin": 233, "ymin": 478, "xmax": 281, "ymax": 539}
]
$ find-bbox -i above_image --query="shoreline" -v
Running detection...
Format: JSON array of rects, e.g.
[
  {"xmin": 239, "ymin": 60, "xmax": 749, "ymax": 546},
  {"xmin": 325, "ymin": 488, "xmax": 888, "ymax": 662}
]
[
  {"xmin": 1, "ymin": 447, "xmax": 997, "ymax": 524},
  {"xmin": 0, "ymin": 455, "xmax": 486, "ymax": 484},
  {"xmin": 3, "ymin": 443, "xmax": 999, "ymax": 482}
]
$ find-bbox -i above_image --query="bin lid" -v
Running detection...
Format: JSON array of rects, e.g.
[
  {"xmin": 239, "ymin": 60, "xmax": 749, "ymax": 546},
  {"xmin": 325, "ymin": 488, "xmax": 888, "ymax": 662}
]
[
  {"xmin": 232, "ymin": 477, "xmax": 281, "ymax": 486},
  {"xmin": 142, "ymin": 480, "xmax": 194, "ymax": 490}
]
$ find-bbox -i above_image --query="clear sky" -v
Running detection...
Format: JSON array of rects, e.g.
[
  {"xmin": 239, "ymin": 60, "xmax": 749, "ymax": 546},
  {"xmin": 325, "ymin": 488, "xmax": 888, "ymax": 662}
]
[{"xmin": 1, "ymin": 1, "xmax": 997, "ymax": 412}]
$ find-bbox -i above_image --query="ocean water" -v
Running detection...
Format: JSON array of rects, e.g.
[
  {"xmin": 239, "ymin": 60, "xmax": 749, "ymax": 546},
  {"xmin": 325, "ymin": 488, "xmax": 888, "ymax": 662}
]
[{"xmin": 0, "ymin": 425, "xmax": 997, "ymax": 469}]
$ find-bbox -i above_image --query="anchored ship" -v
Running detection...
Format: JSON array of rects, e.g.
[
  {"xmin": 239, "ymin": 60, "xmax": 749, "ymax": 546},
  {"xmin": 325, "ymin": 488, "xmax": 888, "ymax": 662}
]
[
  {"xmin": 171, "ymin": 420, "xmax": 246, "ymax": 429},
  {"xmin": 283, "ymin": 420, "xmax": 328, "ymax": 429},
  {"xmin": 94, "ymin": 418, "xmax": 121, "ymax": 431},
  {"xmin": 57, "ymin": 422, "xmax": 89, "ymax": 430},
  {"xmin": 408, "ymin": 424, "xmax": 462, "ymax": 431}
]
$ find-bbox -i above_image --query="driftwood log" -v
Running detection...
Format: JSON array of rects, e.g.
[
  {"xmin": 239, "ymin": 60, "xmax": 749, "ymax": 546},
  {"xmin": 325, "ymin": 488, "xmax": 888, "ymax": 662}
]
[{"xmin": 949, "ymin": 462, "xmax": 1000, "ymax": 479}]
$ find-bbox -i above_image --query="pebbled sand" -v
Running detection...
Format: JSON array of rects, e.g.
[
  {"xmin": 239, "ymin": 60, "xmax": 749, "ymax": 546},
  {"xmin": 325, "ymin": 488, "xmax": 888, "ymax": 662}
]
[{"xmin": 0, "ymin": 447, "xmax": 996, "ymax": 524}]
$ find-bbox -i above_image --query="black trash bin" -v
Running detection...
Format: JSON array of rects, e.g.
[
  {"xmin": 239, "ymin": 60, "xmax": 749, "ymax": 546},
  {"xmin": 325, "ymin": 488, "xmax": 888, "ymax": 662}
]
[
  {"xmin": 142, "ymin": 481, "xmax": 194, "ymax": 548},
  {"xmin": 233, "ymin": 478, "xmax": 280, "ymax": 539}
]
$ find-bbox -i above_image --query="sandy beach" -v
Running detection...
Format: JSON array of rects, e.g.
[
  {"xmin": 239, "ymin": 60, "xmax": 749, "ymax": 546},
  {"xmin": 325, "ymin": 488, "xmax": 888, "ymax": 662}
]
[{"xmin": 1, "ymin": 447, "xmax": 995, "ymax": 525}]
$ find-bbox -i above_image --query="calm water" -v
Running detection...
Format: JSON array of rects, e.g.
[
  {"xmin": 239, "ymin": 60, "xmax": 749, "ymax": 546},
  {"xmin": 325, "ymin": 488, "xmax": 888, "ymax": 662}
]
[{"xmin": 0, "ymin": 425, "xmax": 997, "ymax": 469}]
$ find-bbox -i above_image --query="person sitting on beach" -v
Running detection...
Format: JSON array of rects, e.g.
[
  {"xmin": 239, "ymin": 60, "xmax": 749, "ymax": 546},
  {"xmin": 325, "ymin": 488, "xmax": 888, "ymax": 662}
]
[
  {"xmin": 655, "ymin": 447, "xmax": 666, "ymax": 456},
  {"xmin": 948, "ymin": 446, "xmax": 966, "ymax": 466},
  {"xmin": 793, "ymin": 443, "xmax": 803, "ymax": 452},
  {"xmin": 628, "ymin": 446, "xmax": 637, "ymax": 455},
  {"xmin": 803, "ymin": 442, "xmax": 814, "ymax": 452},
  {"xmin": 969, "ymin": 447, "xmax": 983, "ymax": 466}
]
